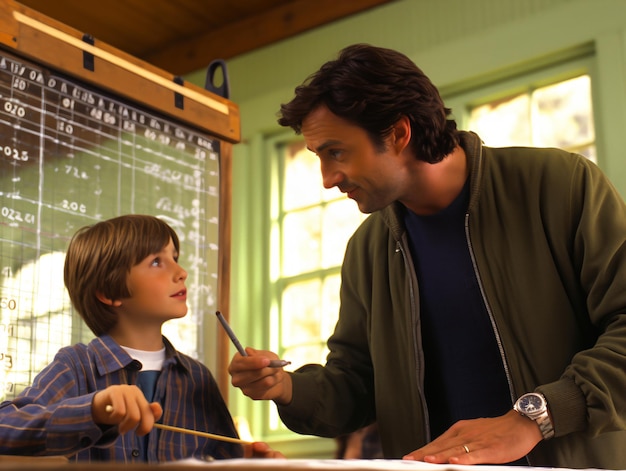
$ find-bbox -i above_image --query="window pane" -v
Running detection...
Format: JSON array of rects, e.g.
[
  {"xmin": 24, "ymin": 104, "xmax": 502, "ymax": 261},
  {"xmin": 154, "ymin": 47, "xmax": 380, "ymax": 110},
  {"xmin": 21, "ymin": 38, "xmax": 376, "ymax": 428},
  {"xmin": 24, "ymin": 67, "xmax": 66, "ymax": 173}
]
[
  {"xmin": 282, "ymin": 208, "xmax": 321, "ymax": 276},
  {"xmin": 321, "ymin": 199, "xmax": 364, "ymax": 268},
  {"xmin": 320, "ymin": 275, "xmax": 341, "ymax": 341},
  {"xmin": 280, "ymin": 275, "xmax": 341, "ymax": 367},
  {"xmin": 469, "ymin": 94, "xmax": 530, "ymax": 146},
  {"xmin": 281, "ymin": 280, "xmax": 326, "ymax": 365},
  {"xmin": 531, "ymin": 75, "xmax": 594, "ymax": 149},
  {"xmin": 283, "ymin": 142, "xmax": 322, "ymax": 211},
  {"xmin": 468, "ymin": 74, "xmax": 596, "ymax": 163}
]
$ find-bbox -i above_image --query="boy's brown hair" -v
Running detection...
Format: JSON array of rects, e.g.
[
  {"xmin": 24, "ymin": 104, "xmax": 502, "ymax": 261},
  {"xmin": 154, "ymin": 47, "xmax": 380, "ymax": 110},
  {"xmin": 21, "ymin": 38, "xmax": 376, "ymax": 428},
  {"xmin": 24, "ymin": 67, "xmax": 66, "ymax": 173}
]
[{"xmin": 63, "ymin": 214, "xmax": 180, "ymax": 336}]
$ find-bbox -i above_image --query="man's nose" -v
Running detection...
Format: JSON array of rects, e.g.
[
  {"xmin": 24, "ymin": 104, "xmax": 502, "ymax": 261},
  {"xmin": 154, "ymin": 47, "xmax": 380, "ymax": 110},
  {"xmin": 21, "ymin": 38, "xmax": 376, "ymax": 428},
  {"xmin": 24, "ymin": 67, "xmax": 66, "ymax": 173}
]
[{"xmin": 321, "ymin": 164, "xmax": 342, "ymax": 189}]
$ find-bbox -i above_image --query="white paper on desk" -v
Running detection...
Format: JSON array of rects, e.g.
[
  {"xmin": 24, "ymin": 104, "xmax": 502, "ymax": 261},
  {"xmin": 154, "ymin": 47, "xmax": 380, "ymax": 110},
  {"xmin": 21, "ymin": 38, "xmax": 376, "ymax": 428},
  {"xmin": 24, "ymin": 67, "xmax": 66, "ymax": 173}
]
[
  {"xmin": 206, "ymin": 459, "xmax": 433, "ymax": 469},
  {"xmin": 184, "ymin": 458, "xmax": 554, "ymax": 470},
  {"xmin": 161, "ymin": 457, "xmax": 216, "ymax": 466},
  {"xmin": 208, "ymin": 460, "xmax": 447, "ymax": 469}
]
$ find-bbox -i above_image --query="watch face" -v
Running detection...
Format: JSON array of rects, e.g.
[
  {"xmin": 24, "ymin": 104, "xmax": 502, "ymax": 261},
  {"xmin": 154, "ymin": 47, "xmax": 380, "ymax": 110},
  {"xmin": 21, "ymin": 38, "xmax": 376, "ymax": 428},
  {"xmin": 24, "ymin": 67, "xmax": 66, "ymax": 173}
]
[{"xmin": 518, "ymin": 393, "xmax": 544, "ymax": 415}]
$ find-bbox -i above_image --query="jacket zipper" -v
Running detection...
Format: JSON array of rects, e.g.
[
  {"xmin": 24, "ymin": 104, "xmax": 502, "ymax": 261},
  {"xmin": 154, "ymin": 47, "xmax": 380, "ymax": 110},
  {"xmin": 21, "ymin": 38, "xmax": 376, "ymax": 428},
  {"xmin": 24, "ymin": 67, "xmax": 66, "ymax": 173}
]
[
  {"xmin": 464, "ymin": 212, "xmax": 515, "ymax": 401},
  {"xmin": 464, "ymin": 212, "xmax": 532, "ymax": 466}
]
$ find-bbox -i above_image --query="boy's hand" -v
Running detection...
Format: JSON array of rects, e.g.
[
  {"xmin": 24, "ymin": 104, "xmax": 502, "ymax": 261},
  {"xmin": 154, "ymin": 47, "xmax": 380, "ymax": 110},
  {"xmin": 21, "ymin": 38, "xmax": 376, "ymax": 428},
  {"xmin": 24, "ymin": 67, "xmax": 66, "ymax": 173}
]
[
  {"xmin": 244, "ymin": 441, "xmax": 285, "ymax": 459},
  {"xmin": 228, "ymin": 348, "xmax": 293, "ymax": 405},
  {"xmin": 92, "ymin": 385, "xmax": 163, "ymax": 436}
]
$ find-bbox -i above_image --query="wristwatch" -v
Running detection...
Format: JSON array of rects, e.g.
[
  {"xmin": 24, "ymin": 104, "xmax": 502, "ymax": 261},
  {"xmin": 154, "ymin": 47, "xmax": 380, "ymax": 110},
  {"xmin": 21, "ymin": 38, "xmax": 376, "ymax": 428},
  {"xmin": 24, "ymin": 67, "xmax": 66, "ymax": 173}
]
[{"xmin": 514, "ymin": 392, "xmax": 555, "ymax": 440}]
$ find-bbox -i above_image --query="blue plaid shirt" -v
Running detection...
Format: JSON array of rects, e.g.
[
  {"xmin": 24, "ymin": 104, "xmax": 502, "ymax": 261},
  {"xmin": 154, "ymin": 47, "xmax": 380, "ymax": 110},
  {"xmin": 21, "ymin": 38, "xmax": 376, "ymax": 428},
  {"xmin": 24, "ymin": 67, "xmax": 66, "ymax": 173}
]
[{"xmin": 0, "ymin": 335, "xmax": 243, "ymax": 463}]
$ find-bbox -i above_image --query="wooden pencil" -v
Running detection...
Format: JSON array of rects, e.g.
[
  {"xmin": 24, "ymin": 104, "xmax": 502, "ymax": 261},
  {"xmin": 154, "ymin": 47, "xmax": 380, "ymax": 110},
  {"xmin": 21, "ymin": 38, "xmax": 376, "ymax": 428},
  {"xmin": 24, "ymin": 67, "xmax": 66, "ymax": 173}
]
[
  {"xmin": 104, "ymin": 405, "xmax": 251, "ymax": 444},
  {"xmin": 153, "ymin": 423, "xmax": 251, "ymax": 444}
]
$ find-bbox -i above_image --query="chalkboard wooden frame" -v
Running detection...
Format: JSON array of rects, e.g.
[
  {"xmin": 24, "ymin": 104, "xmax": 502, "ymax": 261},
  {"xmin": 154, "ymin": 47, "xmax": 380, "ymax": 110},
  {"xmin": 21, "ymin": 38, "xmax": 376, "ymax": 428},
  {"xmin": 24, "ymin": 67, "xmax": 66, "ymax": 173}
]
[{"xmin": 0, "ymin": 0, "xmax": 240, "ymax": 398}]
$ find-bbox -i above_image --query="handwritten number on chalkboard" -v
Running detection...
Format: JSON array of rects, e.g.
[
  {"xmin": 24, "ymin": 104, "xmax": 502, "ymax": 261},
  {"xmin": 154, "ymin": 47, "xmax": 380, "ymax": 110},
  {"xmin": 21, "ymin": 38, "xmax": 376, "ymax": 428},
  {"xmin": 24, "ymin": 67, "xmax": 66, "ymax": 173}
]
[
  {"xmin": 3, "ymin": 100, "xmax": 25, "ymax": 117},
  {"xmin": 1, "ymin": 145, "xmax": 29, "ymax": 162}
]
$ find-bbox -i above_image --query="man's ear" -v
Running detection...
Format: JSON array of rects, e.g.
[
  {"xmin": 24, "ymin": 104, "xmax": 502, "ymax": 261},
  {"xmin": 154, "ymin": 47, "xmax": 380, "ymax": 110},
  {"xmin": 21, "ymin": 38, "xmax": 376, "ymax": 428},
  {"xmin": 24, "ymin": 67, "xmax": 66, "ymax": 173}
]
[
  {"xmin": 95, "ymin": 291, "xmax": 122, "ymax": 307},
  {"xmin": 391, "ymin": 115, "xmax": 412, "ymax": 153}
]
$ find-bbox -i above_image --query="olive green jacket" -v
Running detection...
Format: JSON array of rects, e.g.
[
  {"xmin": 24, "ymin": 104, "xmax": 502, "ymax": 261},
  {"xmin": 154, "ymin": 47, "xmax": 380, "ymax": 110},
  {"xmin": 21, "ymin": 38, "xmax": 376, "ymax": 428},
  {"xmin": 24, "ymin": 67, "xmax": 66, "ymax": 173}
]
[{"xmin": 278, "ymin": 132, "xmax": 626, "ymax": 468}]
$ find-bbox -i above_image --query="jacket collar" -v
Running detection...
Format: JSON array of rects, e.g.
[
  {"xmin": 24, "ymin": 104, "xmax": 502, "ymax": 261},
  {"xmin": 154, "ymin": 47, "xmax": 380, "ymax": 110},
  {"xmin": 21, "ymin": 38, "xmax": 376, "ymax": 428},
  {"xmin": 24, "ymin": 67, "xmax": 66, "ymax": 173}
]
[
  {"xmin": 460, "ymin": 130, "xmax": 484, "ymax": 213},
  {"xmin": 381, "ymin": 131, "xmax": 484, "ymax": 240}
]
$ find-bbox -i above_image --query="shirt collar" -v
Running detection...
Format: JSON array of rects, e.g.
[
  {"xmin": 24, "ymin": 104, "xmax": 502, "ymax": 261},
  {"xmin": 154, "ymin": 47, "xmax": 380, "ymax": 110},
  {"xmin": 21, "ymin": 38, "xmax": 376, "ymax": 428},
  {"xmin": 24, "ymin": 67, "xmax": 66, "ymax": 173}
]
[{"xmin": 90, "ymin": 334, "xmax": 189, "ymax": 376}]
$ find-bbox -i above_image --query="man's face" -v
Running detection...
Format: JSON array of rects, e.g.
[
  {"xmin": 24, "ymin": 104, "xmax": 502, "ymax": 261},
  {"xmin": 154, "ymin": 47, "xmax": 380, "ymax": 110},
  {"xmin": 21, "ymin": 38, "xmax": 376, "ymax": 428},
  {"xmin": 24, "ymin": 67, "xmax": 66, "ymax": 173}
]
[{"xmin": 302, "ymin": 105, "xmax": 411, "ymax": 214}]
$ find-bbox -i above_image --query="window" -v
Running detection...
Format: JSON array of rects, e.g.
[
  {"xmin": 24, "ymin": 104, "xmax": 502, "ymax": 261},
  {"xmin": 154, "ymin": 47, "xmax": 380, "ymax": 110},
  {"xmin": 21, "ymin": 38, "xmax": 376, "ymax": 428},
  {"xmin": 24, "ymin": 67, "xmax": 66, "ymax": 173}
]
[
  {"xmin": 446, "ymin": 56, "xmax": 596, "ymax": 162},
  {"xmin": 468, "ymin": 75, "xmax": 595, "ymax": 161},
  {"xmin": 266, "ymin": 138, "xmax": 366, "ymax": 434}
]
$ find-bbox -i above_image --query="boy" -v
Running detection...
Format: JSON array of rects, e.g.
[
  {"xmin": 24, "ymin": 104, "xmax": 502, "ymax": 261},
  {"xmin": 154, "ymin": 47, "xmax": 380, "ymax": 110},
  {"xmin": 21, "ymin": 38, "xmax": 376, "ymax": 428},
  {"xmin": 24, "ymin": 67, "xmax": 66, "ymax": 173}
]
[{"xmin": 0, "ymin": 214, "xmax": 281, "ymax": 462}]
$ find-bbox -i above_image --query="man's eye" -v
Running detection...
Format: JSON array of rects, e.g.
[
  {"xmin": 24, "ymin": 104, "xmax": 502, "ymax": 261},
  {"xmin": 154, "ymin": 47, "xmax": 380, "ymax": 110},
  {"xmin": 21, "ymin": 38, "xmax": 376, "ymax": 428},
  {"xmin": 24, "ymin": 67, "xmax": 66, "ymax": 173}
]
[{"xmin": 329, "ymin": 149, "xmax": 343, "ymax": 160}]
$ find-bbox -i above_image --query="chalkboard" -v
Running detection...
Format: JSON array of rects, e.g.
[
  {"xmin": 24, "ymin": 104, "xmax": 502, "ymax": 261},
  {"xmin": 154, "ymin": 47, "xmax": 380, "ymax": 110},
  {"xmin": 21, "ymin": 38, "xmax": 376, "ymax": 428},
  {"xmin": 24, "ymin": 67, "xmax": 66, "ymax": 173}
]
[{"xmin": 0, "ymin": 0, "xmax": 239, "ymax": 400}]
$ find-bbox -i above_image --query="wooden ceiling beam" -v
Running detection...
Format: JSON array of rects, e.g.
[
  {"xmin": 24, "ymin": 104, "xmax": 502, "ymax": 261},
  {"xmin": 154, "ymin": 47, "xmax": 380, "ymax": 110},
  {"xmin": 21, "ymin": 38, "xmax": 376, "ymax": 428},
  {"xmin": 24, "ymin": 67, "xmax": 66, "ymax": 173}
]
[{"xmin": 145, "ymin": 0, "xmax": 394, "ymax": 75}]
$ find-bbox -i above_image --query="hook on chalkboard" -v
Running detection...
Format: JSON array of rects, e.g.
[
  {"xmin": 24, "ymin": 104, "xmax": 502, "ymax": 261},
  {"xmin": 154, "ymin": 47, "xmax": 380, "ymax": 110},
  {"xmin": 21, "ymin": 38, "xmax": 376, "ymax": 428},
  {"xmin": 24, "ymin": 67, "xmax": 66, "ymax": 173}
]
[
  {"xmin": 204, "ymin": 59, "xmax": 230, "ymax": 99},
  {"xmin": 82, "ymin": 34, "xmax": 95, "ymax": 71},
  {"xmin": 173, "ymin": 76, "xmax": 184, "ymax": 109}
]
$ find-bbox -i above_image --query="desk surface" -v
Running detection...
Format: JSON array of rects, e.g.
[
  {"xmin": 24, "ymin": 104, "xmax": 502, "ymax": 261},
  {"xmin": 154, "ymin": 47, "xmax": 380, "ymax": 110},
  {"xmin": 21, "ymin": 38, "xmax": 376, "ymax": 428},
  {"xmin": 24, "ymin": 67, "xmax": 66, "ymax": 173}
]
[{"xmin": 0, "ymin": 457, "xmax": 585, "ymax": 470}]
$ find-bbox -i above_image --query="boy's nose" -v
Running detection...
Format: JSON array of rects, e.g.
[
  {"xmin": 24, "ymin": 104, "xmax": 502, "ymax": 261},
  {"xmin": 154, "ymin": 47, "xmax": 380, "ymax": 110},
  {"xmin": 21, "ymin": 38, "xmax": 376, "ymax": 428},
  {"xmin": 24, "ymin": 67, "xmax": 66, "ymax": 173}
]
[{"xmin": 176, "ymin": 266, "xmax": 188, "ymax": 281}]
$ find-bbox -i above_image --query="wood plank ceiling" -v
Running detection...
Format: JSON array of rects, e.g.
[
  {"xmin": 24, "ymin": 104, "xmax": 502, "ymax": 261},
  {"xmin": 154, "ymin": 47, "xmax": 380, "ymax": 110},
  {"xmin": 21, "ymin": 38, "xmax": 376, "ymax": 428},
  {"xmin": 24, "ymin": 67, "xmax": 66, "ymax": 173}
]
[{"xmin": 15, "ymin": 0, "xmax": 395, "ymax": 76}]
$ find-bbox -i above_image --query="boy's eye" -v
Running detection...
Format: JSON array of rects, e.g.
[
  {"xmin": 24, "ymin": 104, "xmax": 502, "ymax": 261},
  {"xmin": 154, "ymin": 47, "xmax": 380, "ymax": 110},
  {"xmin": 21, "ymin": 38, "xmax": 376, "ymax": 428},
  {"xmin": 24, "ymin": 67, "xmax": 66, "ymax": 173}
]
[{"xmin": 150, "ymin": 257, "xmax": 161, "ymax": 267}]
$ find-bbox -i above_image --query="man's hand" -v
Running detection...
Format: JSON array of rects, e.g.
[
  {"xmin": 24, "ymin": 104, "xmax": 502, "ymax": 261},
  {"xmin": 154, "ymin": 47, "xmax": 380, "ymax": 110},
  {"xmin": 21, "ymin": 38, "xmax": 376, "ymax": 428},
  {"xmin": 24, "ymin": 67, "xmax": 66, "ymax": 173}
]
[
  {"xmin": 228, "ymin": 348, "xmax": 293, "ymax": 405},
  {"xmin": 403, "ymin": 409, "xmax": 543, "ymax": 465},
  {"xmin": 92, "ymin": 384, "xmax": 162, "ymax": 436}
]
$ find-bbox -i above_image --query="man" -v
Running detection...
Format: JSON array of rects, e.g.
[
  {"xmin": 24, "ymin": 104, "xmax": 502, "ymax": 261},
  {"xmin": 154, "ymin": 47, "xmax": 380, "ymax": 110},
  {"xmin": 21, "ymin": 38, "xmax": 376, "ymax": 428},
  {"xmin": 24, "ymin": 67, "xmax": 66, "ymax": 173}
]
[{"xmin": 229, "ymin": 44, "xmax": 626, "ymax": 468}]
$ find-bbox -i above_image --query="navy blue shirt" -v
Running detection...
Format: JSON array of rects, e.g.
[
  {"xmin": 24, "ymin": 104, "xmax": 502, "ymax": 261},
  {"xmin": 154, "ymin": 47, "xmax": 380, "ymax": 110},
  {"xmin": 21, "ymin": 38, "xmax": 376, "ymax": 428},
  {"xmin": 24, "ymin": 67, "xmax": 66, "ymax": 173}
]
[{"xmin": 403, "ymin": 180, "xmax": 512, "ymax": 439}]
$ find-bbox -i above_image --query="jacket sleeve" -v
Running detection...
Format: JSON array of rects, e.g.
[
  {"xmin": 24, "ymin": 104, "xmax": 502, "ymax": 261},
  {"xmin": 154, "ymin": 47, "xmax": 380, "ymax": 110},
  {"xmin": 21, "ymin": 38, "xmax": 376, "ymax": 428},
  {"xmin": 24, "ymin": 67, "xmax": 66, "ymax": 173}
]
[
  {"xmin": 0, "ymin": 349, "xmax": 111, "ymax": 455},
  {"xmin": 537, "ymin": 156, "xmax": 626, "ymax": 438}
]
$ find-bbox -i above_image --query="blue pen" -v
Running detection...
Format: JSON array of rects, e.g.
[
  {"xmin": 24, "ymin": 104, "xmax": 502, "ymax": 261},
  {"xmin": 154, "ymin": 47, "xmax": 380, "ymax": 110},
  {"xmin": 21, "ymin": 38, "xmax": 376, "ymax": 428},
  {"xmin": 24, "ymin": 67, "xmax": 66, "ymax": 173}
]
[{"xmin": 215, "ymin": 311, "xmax": 290, "ymax": 368}]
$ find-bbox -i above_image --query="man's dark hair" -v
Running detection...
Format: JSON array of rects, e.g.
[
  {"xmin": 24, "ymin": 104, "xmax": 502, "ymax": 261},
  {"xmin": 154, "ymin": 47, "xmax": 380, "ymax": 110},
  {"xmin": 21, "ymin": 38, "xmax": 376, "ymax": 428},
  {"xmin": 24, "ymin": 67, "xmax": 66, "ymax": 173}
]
[{"xmin": 278, "ymin": 44, "xmax": 458, "ymax": 163}]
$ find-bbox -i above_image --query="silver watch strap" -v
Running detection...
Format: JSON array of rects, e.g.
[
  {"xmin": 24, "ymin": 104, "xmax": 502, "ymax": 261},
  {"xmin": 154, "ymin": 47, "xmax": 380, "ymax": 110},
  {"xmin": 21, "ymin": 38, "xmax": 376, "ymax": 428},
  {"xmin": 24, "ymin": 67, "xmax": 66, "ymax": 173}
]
[{"xmin": 536, "ymin": 412, "xmax": 555, "ymax": 440}]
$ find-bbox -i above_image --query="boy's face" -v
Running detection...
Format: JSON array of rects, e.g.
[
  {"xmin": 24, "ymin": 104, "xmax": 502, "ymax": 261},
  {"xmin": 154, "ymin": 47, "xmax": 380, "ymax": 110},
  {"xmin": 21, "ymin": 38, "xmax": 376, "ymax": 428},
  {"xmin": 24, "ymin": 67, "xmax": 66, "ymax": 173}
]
[{"xmin": 118, "ymin": 238, "xmax": 188, "ymax": 325}]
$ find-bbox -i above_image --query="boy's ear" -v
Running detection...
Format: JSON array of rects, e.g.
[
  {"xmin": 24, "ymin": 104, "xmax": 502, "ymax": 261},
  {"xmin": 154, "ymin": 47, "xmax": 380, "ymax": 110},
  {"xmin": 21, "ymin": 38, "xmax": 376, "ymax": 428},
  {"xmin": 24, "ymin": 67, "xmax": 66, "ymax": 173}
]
[{"xmin": 95, "ymin": 291, "xmax": 122, "ymax": 307}]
